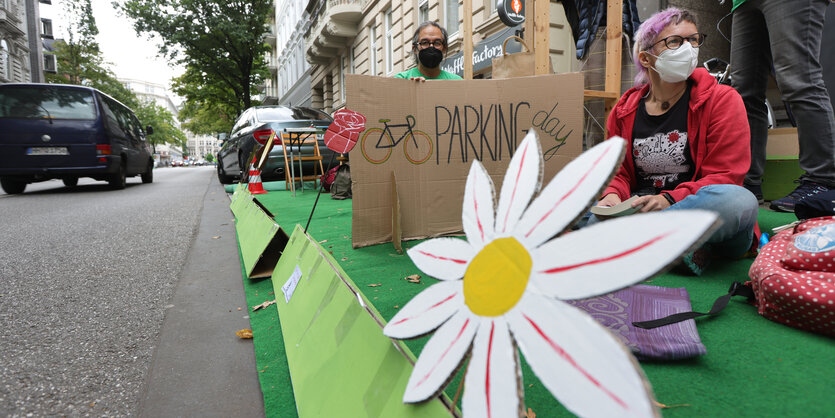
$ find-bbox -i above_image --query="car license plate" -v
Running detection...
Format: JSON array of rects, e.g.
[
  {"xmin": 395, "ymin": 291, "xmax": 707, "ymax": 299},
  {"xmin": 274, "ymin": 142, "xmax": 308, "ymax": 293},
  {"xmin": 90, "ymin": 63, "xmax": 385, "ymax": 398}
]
[{"xmin": 27, "ymin": 147, "xmax": 69, "ymax": 155}]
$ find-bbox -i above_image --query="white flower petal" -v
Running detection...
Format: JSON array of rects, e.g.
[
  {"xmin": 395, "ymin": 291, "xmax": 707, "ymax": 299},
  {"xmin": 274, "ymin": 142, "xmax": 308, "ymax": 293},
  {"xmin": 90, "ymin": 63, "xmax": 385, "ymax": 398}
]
[
  {"xmin": 383, "ymin": 281, "xmax": 463, "ymax": 339},
  {"xmin": 531, "ymin": 210, "xmax": 719, "ymax": 300},
  {"xmin": 403, "ymin": 310, "xmax": 478, "ymax": 403},
  {"xmin": 462, "ymin": 160, "xmax": 497, "ymax": 251},
  {"xmin": 408, "ymin": 238, "xmax": 475, "ymax": 281},
  {"xmin": 514, "ymin": 138, "xmax": 626, "ymax": 248},
  {"xmin": 508, "ymin": 293, "xmax": 656, "ymax": 418},
  {"xmin": 463, "ymin": 318, "xmax": 520, "ymax": 418},
  {"xmin": 495, "ymin": 130, "xmax": 543, "ymax": 235}
]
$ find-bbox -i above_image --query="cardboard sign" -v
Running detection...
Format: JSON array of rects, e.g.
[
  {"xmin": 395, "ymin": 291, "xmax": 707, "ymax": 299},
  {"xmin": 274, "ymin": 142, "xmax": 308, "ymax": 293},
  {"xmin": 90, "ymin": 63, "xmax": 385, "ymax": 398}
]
[
  {"xmin": 346, "ymin": 73, "xmax": 583, "ymax": 248},
  {"xmin": 324, "ymin": 108, "xmax": 366, "ymax": 153}
]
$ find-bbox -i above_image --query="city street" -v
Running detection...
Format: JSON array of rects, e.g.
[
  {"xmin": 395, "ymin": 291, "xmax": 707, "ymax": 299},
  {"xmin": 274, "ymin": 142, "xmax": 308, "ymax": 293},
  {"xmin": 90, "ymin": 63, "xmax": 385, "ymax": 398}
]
[{"xmin": 0, "ymin": 167, "xmax": 263, "ymax": 417}]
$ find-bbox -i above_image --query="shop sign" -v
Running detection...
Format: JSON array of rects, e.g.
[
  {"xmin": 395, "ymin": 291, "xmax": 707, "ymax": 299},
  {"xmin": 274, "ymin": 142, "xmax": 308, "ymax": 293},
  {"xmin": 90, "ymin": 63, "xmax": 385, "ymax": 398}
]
[
  {"xmin": 497, "ymin": 0, "xmax": 525, "ymax": 27},
  {"xmin": 441, "ymin": 25, "xmax": 523, "ymax": 77}
]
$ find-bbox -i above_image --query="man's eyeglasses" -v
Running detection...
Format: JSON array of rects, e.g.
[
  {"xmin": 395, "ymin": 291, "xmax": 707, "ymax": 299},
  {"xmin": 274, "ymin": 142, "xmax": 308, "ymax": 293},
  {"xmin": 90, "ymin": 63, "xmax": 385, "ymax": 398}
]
[
  {"xmin": 646, "ymin": 33, "xmax": 707, "ymax": 51},
  {"xmin": 414, "ymin": 39, "xmax": 444, "ymax": 49}
]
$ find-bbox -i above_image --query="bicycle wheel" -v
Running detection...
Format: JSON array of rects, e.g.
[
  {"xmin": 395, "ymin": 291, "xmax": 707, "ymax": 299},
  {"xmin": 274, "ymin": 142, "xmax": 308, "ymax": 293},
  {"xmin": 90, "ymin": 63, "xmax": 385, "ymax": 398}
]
[
  {"xmin": 360, "ymin": 128, "xmax": 394, "ymax": 164},
  {"xmin": 403, "ymin": 130, "xmax": 433, "ymax": 165}
]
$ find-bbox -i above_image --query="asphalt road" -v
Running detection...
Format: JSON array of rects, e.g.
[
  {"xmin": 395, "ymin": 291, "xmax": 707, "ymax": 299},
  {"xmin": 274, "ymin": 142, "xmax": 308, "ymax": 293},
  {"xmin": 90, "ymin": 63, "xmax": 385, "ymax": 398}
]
[{"xmin": 0, "ymin": 167, "xmax": 262, "ymax": 417}]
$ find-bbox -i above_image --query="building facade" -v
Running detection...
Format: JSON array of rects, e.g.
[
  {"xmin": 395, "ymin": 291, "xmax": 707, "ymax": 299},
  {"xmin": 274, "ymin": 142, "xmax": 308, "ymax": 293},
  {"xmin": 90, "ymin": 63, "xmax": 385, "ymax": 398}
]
[
  {"xmin": 185, "ymin": 131, "xmax": 220, "ymax": 161},
  {"xmin": 119, "ymin": 77, "xmax": 180, "ymax": 121},
  {"xmin": 302, "ymin": 0, "xmax": 576, "ymax": 114},
  {"xmin": 0, "ymin": 0, "xmax": 32, "ymax": 83},
  {"xmin": 274, "ymin": 0, "xmax": 314, "ymax": 107}
]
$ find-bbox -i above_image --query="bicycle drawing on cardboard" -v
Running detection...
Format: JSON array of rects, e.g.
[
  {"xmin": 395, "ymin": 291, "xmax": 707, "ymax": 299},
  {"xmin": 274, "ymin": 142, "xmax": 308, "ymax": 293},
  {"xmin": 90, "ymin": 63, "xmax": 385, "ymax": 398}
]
[{"xmin": 359, "ymin": 115, "xmax": 433, "ymax": 165}]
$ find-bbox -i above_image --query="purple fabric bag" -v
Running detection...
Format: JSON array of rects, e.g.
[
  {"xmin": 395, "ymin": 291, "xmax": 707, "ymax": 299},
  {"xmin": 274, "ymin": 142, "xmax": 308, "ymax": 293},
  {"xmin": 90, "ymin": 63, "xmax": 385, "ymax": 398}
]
[{"xmin": 565, "ymin": 284, "xmax": 706, "ymax": 360}]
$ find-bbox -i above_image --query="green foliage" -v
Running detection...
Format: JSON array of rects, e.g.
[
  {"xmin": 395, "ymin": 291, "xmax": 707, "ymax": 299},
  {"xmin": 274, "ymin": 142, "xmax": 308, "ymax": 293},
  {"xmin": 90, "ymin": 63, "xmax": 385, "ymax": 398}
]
[
  {"xmin": 134, "ymin": 100, "xmax": 187, "ymax": 152},
  {"xmin": 205, "ymin": 153, "xmax": 214, "ymax": 162},
  {"xmin": 118, "ymin": 0, "xmax": 272, "ymax": 131}
]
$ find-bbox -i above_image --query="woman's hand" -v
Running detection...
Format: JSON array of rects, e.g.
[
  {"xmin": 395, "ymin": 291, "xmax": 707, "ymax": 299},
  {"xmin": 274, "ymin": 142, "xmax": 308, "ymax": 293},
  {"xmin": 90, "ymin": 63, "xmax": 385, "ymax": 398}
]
[
  {"xmin": 634, "ymin": 194, "xmax": 671, "ymax": 212},
  {"xmin": 597, "ymin": 193, "xmax": 622, "ymax": 207}
]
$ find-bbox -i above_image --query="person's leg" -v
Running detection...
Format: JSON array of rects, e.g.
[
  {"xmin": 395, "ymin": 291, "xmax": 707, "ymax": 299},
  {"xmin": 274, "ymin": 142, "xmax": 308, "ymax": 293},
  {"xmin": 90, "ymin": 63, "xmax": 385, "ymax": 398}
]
[
  {"xmin": 763, "ymin": 0, "xmax": 835, "ymax": 186},
  {"xmin": 730, "ymin": 1, "xmax": 771, "ymax": 189},
  {"xmin": 666, "ymin": 184, "xmax": 759, "ymax": 258}
]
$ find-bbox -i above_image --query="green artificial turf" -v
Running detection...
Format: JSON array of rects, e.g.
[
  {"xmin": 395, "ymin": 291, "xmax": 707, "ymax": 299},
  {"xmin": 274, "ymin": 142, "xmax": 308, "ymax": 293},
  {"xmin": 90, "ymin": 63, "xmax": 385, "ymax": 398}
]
[{"xmin": 237, "ymin": 182, "xmax": 833, "ymax": 417}]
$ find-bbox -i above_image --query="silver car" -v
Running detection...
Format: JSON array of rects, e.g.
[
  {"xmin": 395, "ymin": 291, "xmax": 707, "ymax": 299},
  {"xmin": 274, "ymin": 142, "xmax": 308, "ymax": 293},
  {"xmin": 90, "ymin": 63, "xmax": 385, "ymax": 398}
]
[{"xmin": 216, "ymin": 106, "xmax": 335, "ymax": 184}]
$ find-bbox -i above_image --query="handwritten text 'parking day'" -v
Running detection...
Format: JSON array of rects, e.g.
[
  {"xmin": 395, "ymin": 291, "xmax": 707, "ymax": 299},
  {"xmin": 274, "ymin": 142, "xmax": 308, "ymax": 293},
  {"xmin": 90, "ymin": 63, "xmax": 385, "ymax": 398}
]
[{"xmin": 433, "ymin": 102, "xmax": 574, "ymax": 164}]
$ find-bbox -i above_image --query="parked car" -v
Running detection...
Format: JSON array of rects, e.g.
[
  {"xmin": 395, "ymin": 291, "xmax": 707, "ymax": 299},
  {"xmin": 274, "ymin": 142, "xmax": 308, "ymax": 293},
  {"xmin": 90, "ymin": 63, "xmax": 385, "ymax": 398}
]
[
  {"xmin": 216, "ymin": 106, "xmax": 336, "ymax": 184},
  {"xmin": 171, "ymin": 159, "xmax": 183, "ymax": 167},
  {"xmin": 0, "ymin": 83, "xmax": 154, "ymax": 194}
]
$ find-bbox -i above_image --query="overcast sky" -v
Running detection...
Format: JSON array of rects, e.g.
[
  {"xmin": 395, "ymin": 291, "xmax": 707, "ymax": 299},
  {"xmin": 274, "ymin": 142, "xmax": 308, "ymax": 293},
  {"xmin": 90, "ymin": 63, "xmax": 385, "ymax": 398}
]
[
  {"xmin": 53, "ymin": 1, "xmax": 184, "ymax": 88},
  {"xmin": 92, "ymin": 1, "xmax": 183, "ymax": 87}
]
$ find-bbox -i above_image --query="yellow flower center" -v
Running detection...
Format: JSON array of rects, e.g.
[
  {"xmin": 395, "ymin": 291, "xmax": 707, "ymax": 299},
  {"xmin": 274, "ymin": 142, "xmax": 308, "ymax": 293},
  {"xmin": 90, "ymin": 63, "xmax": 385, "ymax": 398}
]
[{"xmin": 463, "ymin": 237, "xmax": 531, "ymax": 316}]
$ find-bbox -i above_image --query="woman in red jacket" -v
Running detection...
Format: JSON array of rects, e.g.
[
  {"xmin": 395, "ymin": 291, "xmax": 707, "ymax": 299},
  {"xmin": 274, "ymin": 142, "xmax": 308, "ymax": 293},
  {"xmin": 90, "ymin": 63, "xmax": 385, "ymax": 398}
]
[{"xmin": 590, "ymin": 8, "xmax": 759, "ymax": 274}]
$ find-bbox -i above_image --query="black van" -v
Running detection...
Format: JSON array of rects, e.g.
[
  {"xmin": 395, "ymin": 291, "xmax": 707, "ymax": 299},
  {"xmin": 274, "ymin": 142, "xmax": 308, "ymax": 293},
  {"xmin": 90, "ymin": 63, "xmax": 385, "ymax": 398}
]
[{"xmin": 0, "ymin": 83, "xmax": 154, "ymax": 194}]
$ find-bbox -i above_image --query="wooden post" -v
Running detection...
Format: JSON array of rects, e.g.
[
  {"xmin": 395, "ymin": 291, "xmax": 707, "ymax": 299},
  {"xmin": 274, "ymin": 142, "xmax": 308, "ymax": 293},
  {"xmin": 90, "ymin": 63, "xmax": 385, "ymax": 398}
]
[
  {"xmin": 463, "ymin": 0, "xmax": 473, "ymax": 79},
  {"xmin": 604, "ymin": 0, "xmax": 623, "ymax": 116},
  {"xmin": 525, "ymin": 0, "xmax": 534, "ymax": 43},
  {"xmin": 534, "ymin": 0, "xmax": 550, "ymax": 75}
]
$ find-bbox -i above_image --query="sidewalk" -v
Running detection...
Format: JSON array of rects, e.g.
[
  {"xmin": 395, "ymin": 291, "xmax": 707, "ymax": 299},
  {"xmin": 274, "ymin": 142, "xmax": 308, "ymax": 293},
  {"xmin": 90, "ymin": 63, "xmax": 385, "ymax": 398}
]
[{"xmin": 138, "ymin": 179, "xmax": 264, "ymax": 417}]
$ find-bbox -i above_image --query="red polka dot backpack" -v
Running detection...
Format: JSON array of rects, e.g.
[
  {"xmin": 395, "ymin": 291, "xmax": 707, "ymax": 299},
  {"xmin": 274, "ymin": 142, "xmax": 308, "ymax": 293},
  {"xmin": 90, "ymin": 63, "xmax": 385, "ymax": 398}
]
[{"xmin": 748, "ymin": 216, "xmax": 835, "ymax": 337}]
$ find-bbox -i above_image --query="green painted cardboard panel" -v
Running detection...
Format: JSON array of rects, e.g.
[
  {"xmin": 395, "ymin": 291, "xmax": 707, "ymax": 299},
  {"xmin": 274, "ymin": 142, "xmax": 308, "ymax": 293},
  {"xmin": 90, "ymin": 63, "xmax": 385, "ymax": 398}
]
[
  {"xmin": 235, "ymin": 199, "xmax": 288, "ymax": 279},
  {"xmin": 271, "ymin": 225, "xmax": 454, "ymax": 418}
]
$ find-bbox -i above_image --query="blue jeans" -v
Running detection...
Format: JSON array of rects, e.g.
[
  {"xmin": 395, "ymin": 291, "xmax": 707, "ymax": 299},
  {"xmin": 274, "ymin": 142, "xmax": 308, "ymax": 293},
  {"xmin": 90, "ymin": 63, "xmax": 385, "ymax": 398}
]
[
  {"xmin": 579, "ymin": 185, "xmax": 759, "ymax": 258},
  {"xmin": 730, "ymin": 0, "xmax": 835, "ymax": 188}
]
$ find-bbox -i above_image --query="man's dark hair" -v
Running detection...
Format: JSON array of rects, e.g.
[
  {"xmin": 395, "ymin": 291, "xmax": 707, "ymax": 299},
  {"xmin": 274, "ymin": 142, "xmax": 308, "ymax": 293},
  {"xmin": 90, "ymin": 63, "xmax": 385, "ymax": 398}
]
[{"xmin": 411, "ymin": 21, "xmax": 449, "ymax": 51}]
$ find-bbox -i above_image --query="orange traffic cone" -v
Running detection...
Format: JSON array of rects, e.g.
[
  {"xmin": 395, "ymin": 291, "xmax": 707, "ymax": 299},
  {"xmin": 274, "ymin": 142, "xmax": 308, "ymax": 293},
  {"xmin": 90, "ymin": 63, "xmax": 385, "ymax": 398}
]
[{"xmin": 247, "ymin": 163, "xmax": 268, "ymax": 194}]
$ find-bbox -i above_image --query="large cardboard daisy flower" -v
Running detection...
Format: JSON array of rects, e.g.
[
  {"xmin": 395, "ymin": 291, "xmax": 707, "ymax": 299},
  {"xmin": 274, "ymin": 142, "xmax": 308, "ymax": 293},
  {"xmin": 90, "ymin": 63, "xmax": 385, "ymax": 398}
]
[{"xmin": 383, "ymin": 130, "xmax": 719, "ymax": 417}]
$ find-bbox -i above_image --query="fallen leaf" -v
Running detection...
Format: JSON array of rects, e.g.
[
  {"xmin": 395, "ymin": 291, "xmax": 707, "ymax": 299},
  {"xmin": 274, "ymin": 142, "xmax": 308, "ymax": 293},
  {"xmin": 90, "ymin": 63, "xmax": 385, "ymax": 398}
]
[
  {"xmin": 212, "ymin": 236, "xmax": 221, "ymax": 239},
  {"xmin": 341, "ymin": 257, "xmax": 348, "ymax": 261},
  {"xmin": 236, "ymin": 329, "xmax": 253, "ymax": 339},
  {"xmin": 526, "ymin": 408, "xmax": 536, "ymax": 418},
  {"xmin": 654, "ymin": 401, "xmax": 691, "ymax": 409},
  {"xmin": 252, "ymin": 299, "xmax": 277, "ymax": 311},
  {"xmin": 319, "ymin": 239, "xmax": 328, "ymax": 243},
  {"xmin": 367, "ymin": 283, "xmax": 382, "ymax": 287},
  {"xmin": 405, "ymin": 274, "xmax": 421, "ymax": 284},
  {"xmin": 237, "ymin": 307, "xmax": 242, "ymax": 311},
  {"xmin": 394, "ymin": 305, "xmax": 399, "ymax": 308}
]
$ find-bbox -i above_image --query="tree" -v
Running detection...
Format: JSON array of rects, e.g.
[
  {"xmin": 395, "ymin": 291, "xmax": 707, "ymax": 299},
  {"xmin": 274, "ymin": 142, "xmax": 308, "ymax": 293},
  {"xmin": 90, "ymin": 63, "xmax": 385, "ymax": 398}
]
[
  {"xmin": 134, "ymin": 100, "xmax": 187, "ymax": 153},
  {"xmin": 46, "ymin": 0, "xmax": 138, "ymax": 109},
  {"xmin": 205, "ymin": 153, "xmax": 214, "ymax": 162},
  {"xmin": 118, "ymin": 0, "xmax": 272, "ymax": 126},
  {"xmin": 172, "ymin": 65, "xmax": 242, "ymax": 135}
]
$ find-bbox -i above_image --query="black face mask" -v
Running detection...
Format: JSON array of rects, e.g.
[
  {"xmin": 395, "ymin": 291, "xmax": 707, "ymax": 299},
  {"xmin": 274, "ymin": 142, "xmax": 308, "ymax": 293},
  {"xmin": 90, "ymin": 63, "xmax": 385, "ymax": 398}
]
[{"xmin": 418, "ymin": 47, "xmax": 444, "ymax": 68}]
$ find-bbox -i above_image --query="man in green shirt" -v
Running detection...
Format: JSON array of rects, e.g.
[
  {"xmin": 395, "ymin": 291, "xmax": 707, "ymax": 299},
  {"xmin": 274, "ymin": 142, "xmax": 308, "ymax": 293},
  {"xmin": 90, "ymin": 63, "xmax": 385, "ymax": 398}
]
[{"xmin": 394, "ymin": 21, "xmax": 463, "ymax": 81}]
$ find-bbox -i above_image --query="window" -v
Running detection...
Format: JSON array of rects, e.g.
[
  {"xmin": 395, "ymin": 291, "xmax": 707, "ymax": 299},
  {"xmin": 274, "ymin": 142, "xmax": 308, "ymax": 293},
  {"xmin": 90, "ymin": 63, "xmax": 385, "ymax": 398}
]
[
  {"xmin": 419, "ymin": 0, "xmax": 429, "ymax": 23},
  {"xmin": 349, "ymin": 46, "xmax": 355, "ymax": 73},
  {"xmin": 385, "ymin": 10, "xmax": 393, "ymax": 75},
  {"xmin": 41, "ymin": 19, "xmax": 53, "ymax": 39},
  {"xmin": 145, "ymin": 84, "xmax": 154, "ymax": 94},
  {"xmin": 43, "ymin": 54, "xmax": 56, "ymax": 73},
  {"xmin": 369, "ymin": 25, "xmax": 377, "ymax": 75},
  {"xmin": 0, "ymin": 40, "xmax": 9, "ymax": 81},
  {"xmin": 445, "ymin": 0, "xmax": 459, "ymax": 36},
  {"xmin": 340, "ymin": 55, "xmax": 346, "ymax": 103}
]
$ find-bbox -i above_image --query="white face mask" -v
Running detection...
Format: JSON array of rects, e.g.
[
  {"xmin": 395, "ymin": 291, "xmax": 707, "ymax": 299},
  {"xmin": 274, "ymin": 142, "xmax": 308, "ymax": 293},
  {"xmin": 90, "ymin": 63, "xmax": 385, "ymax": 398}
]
[{"xmin": 648, "ymin": 42, "xmax": 699, "ymax": 83}]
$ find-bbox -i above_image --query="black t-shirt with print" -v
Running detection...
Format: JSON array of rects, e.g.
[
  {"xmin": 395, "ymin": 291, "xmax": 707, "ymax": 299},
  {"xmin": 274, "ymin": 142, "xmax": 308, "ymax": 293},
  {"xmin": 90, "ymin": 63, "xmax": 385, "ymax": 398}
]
[{"xmin": 631, "ymin": 83, "xmax": 694, "ymax": 196}]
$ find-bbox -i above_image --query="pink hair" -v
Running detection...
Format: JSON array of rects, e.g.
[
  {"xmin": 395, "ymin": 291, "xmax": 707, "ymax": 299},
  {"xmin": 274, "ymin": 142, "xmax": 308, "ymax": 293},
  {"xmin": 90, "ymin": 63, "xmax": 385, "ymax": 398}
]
[{"xmin": 632, "ymin": 8, "xmax": 698, "ymax": 85}]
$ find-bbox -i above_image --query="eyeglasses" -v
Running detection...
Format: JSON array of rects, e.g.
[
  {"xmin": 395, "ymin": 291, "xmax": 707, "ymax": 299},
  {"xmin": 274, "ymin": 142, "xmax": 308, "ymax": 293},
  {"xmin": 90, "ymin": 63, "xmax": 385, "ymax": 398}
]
[
  {"xmin": 646, "ymin": 33, "xmax": 707, "ymax": 51},
  {"xmin": 414, "ymin": 39, "xmax": 445, "ymax": 49}
]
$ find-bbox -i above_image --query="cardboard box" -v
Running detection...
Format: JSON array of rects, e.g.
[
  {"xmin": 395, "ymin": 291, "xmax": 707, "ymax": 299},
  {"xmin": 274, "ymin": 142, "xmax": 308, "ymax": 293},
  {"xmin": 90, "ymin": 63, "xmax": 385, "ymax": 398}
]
[
  {"xmin": 346, "ymin": 73, "xmax": 584, "ymax": 248},
  {"xmin": 763, "ymin": 127, "xmax": 802, "ymax": 201}
]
